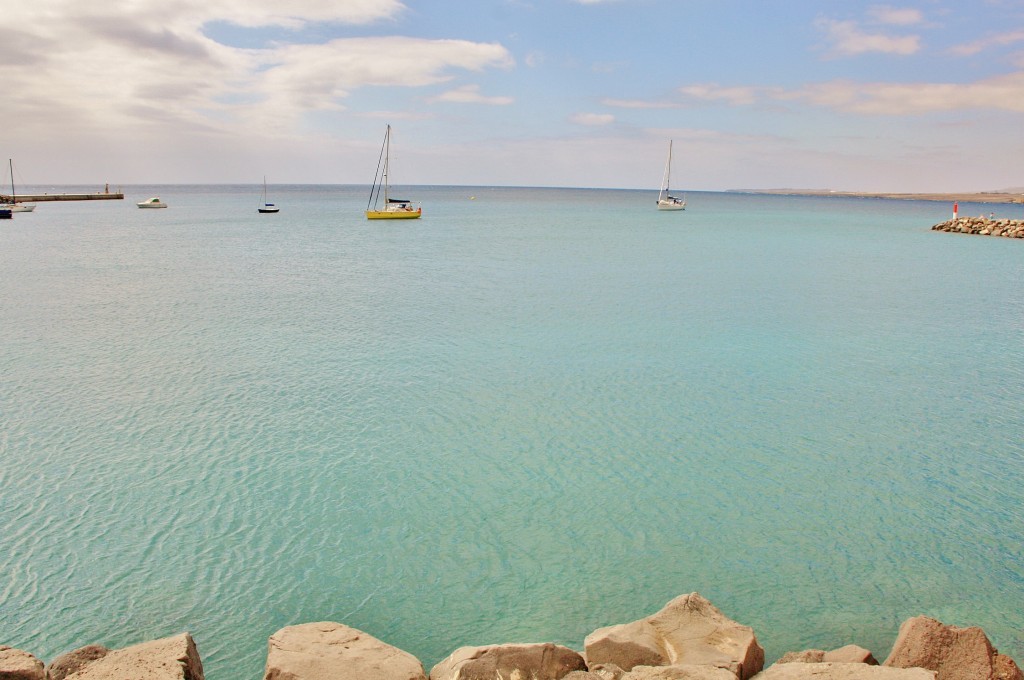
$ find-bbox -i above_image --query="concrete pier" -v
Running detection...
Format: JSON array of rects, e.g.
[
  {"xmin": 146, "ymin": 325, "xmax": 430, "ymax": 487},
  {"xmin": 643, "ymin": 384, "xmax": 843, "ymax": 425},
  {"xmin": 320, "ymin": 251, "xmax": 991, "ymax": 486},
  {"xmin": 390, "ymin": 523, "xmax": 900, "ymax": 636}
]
[{"xmin": 0, "ymin": 192, "xmax": 124, "ymax": 202}]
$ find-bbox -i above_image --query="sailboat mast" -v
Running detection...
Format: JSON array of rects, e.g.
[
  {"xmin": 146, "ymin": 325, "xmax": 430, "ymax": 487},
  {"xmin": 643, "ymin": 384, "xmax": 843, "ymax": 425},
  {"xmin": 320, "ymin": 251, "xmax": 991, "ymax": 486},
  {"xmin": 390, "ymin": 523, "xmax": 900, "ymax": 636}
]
[
  {"xmin": 659, "ymin": 141, "xmax": 673, "ymax": 201},
  {"xmin": 9, "ymin": 159, "xmax": 14, "ymax": 202},
  {"xmin": 665, "ymin": 140, "xmax": 672, "ymax": 194},
  {"xmin": 383, "ymin": 124, "xmax": 391, "ymax": 203}
]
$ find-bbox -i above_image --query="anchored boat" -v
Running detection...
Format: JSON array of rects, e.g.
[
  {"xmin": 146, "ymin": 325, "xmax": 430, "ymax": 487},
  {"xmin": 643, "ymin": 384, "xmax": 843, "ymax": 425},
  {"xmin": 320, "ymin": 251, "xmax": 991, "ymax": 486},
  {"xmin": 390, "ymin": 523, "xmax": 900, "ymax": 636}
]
[
  {"xmin": 657, "ymin": 140, "xmax": 686, "ymax": 211},
  {"xmin": 366, "ymin": 125, "xmax": 421, "ymax": 220},
  {"xmin": 258, "ymin": 176, "xmax": 279, "ymax": 213},
  {"xmin": 2, "ymin": 159, "xmax": 36, "ymax": 212}
]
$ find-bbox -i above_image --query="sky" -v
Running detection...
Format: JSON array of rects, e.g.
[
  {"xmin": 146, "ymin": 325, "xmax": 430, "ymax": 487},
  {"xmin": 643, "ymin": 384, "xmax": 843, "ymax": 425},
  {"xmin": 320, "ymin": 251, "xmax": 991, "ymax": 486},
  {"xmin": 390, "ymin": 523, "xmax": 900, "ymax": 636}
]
[{"xmin": 3, "ymin": 0, "xmax": 1024, "ymax": 191}]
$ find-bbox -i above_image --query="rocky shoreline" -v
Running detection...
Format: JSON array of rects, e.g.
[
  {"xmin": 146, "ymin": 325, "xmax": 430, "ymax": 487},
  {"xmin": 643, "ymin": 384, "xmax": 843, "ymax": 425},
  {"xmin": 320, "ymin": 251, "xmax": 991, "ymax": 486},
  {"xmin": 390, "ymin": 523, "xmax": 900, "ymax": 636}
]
[
  {"xmin": 2, "ymin": 593, "xmax": 1022, "ymax": 680},
  {"xmin": 932, "ymin": 216, "xmax": 1024, "ymax": 238}
]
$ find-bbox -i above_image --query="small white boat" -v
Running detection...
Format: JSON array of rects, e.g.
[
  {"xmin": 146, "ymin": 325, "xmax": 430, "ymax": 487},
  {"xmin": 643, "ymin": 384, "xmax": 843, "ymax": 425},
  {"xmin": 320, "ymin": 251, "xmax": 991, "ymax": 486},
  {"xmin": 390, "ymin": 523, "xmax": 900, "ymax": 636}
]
[
  {"xmin": 137, "ymin": 197, "xmax": 167, "ymax": 208},
  {"xmin": 258, "ymin": 176, "xmax": 279, "ymax": 213},
  {"xmin": 366, "ymin": 125, "xmax": 421, "ymax": 220},
  {"xmin": 657, "ymin": 140, "xmax": 686, "ymax": 211}
]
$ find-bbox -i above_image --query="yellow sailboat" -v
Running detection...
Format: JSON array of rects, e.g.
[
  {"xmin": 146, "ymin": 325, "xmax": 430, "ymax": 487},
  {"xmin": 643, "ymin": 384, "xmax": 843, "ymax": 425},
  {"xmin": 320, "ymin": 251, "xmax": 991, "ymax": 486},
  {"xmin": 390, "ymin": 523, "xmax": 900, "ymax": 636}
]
[{"xmin": 366, "ymin": 125, "xmax": 421, "ymax": 220}]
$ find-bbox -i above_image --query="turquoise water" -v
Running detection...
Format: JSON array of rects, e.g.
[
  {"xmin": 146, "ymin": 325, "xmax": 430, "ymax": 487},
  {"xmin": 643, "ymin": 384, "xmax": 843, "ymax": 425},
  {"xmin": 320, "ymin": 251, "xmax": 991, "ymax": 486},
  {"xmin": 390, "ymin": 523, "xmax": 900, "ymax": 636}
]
[{"xmin": 2, "ymin": 185, "xmax": 1022, "ymax": 678}]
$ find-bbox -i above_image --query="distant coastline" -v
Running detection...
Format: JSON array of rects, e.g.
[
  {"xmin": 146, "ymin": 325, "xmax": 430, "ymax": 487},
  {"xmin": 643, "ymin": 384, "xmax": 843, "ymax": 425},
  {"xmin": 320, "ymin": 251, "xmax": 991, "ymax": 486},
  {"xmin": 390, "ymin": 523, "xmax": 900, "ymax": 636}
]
[{"xmin": 735, "ymin": 189, "xmax": 1024, "ymax": 204}]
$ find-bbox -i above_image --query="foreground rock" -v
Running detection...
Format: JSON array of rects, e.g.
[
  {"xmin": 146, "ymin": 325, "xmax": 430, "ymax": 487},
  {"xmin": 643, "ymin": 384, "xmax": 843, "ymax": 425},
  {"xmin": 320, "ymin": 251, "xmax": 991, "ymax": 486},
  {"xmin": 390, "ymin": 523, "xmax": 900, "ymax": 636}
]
[
  {"xmin": 56, "ymin": 634, "xmax": 203, "ymax": 680},
  {"xmin": 264, "ymin": 622, "xmax": 426, "ymax": 680},
  {"xmin": 429, "ymin": 642, "xmax": 585, "ymax": 680},
  {"xmin": 46, "ymin": 644, "xmax": 110, "ymax": 680},
  {"xmin": 932, "ymin": 217, "xmax": 1024, "ymax": 237},
  {"xmin": 622, "ymin": 665, "xmax": 739, "ymax": 679},
  {"xmin": 584, "ymin": 593, "xmax": 764, "ymax": 680},
  {"xmin": 883, "ymin": 616, "xmax": 1024, "ymax": 680},
  {"xmin": 777, "ymin": 646, "xmax": 877, "ymax": 665},
  {"xmin": 0, "ymin": 646, "xmax": 45, "ymax": 680},
  {"xmin": 753, "ymin": 663, "xmax": 934, "ymax": 679}
]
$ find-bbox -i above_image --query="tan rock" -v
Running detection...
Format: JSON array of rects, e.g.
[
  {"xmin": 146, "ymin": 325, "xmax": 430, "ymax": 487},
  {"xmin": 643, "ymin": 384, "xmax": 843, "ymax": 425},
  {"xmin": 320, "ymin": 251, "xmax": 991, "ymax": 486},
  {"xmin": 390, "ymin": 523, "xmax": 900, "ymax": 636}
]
[
  {"xmin": 587, "ymin": 664, "xmax": 628, "ymax": 679},
  {"xmin": 883, "ymin": 616, "xmax": 1020, "ymax": 680},
  {"xmin": 753, "ymin": 662, "xmax": 934, "ymax": 678},
  {"xmin": 620, "ymin": 664, "xmax": 739, "ymax": 679},
  {"xmin": 825, "ymin": 647, "xmax": 877, "ymax": 665},
  {"xmin": 264, "ymin": 622, "xmax": 425, "ymax": 680},
  {"xmin": 585, "ymin": 620, "xmax": 665, "ymax": 671},
  {"xmin": 428, "ymin": 642, "xmax": 585, "ymax": 680},
  {"xmin": 0, "ymin": 646, "xmax": 45, "ymax": 680},
  {"xmin": 46, "ymin": 644, "xmax": 109, "ymax": 680},
  {"xmin": 994, "ymin": 654, "xmax": 1024, "ymax": 680},
  {"xmin": 59, "ymin": 633, "xmax": 202, "ymax": 680},
  {"xmin": 776, "ymin": 646, "xmax": 876, "ymax": 666},
  {"xmin": 776, "ymin": 651, "xmax": 825, "ymax": 664},
  {"xmin": 584, "ymin": 593, "xmax": 764, "ymax": 680}
]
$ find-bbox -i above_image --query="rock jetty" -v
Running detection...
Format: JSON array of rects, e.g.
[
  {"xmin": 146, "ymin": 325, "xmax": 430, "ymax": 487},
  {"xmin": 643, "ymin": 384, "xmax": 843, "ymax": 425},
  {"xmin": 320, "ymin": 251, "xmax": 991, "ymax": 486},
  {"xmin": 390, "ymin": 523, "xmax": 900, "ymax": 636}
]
[
  {"xmin": 3, "ymin": 593, "xmax": 1023, "ymax": 680},
  {"xmin": 932, "ymin": 216, "xmax": 1024, "ymax": 237}
]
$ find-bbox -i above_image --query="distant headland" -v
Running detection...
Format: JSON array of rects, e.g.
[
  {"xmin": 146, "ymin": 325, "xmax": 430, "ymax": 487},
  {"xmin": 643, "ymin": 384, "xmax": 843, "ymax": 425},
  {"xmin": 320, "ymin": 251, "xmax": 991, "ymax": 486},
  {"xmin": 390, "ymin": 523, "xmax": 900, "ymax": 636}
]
[{"xmin": 734, "ymin": 189, "xmax": 1024, "ymax": 204}]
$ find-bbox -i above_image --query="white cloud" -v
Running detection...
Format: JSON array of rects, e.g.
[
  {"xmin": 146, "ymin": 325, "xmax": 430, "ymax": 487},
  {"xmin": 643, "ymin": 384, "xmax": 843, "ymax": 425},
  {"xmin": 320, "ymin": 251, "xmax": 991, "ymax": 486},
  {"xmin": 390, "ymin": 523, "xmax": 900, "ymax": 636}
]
[
  {"xmin": 570, "ymin": 112, "xmax": 614, "ymax": 126},
  {"xmin": 525, "ymin": 51, "xmax": 545, "ymax": 67},
  {"xmin": 950, "ymin": 29, "xmax": 1024, "ymax": 57},
  {"xmin": 677, "ymin": 84, "xmax": 762, "ymax": 106},
  {"xmin": 0, "ymin": 1, "xmax": 515, "ymax": 142},
  {"xmin": 664, "ymin": 71, "xmax": 1024, "ymax": 116},
  {"xmin": 429, "ymin": 84, "xmax": 514, "ymax": 105},
  {"xmin": 816, "ymin": 18, "xmax": 921, "ymax": 56},
  {"xmin": 202, "ymin": 0, "xmax": 407, "ymax": 28},
  {"xmin": 866, "ymin": 6, "xmax": 924, "ymax": 26},
  {"xmin": 602, "ymin": 98, "xmax": 678, "ymax": 109},
  {"xmin": 783, "ymin": 73, "xmax": 1024, "ymax": 114}
]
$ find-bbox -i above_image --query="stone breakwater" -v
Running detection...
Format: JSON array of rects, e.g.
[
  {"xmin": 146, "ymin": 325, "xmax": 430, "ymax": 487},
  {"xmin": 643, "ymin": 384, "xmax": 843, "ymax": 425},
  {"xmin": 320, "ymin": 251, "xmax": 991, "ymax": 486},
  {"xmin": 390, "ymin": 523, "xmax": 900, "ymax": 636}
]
[
  {"xmin": 2, "ymin": 593, "xmax": 1023, "ymax": 680},
  {"xmin": 932, "ymin": 216, "xmax": 1024, "ymax": 238}
]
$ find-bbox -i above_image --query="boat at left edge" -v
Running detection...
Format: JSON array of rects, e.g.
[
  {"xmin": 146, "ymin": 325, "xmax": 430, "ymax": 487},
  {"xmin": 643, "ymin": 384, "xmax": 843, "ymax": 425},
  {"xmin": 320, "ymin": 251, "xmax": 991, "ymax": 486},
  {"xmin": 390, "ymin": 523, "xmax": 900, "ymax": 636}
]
[{"xmin": 2, "ymin": 159, "xmax": 36, "ymax": 212}]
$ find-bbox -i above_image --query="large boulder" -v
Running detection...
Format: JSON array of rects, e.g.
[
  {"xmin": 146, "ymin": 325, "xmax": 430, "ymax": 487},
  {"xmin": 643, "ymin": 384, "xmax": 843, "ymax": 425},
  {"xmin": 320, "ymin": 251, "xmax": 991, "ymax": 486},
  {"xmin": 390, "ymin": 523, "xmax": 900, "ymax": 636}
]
[
  {"xmin": 429, "ymin": 642, "xmax": 586, "ymax": 680},
  {"xmin": 0, "ymin": 646, "xmax": 45, "ymax": 680},
  {"xmin": 584, "ymin": 593, "xmax": 764, "ymax": 680},
  {"xmin": 46, "ymin": 644, "xmax": 110, "ymax": 680},
  {"xmin": 883, "ymin": 616, "xmax": 1023, "ymax": 680},
  {"xmin": 263, "ymin": 622, "xmax": 426, "ymax": 680},
  {"xmin": 753, "ymin": 663, "xmax": 934, "ymax": 678},
  {"xmin": 55, "ymin": 633, "xmax": 203, "ymax": 680}
]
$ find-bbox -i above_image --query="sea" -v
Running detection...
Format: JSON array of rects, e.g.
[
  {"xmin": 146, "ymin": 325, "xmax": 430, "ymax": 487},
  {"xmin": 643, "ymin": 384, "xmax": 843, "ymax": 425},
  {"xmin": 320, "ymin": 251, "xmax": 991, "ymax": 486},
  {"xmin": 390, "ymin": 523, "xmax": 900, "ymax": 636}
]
[{"xmin": 1, "ymin": 184, "xmax": 1022, "ymax": 679}]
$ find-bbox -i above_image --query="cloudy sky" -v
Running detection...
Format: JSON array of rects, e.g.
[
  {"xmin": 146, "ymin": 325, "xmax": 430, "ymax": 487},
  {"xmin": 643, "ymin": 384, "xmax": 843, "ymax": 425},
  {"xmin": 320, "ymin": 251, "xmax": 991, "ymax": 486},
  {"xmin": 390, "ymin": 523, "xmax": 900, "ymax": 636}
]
[{"xmin": 4, "ymin": 0, "xmax": 1024, "ymax": 191}]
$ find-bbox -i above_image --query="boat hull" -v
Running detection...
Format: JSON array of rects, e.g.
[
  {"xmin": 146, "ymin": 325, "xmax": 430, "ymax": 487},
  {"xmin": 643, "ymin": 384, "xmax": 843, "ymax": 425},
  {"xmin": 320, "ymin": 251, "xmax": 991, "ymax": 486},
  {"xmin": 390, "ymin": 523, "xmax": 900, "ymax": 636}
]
[
  {"xmin": 258, "ymin": 205, "xmax": 280, "ymax": 214},
  {"xmin": 366, "ymin": 208, "xmax": 422, "ymax": 220},
  {"xmin": 11, "ymin": 204, "xmax": 35, "ymax": 212},
  {"xmin": 657, "ymin": 199, "xmax": 685, "ymax": 211}
]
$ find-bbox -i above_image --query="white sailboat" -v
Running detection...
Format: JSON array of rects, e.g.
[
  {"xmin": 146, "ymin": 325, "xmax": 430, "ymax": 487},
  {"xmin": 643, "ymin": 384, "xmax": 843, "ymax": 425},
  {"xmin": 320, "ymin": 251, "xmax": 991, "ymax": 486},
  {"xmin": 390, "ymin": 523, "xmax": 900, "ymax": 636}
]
[
  {"xmin": 657, "ymin": 140, "xmax": 685, "ymax": 211},
  {"xmin": 258, "ymin": 176, "xmax": 280, "ymax": 213},
  {"xmin": 3, "ymin": 159, "xmax": 36, "ymax": 212},
  {"xmin": 366, "ymin": 125, "xmax": 421, "ymax": 220}
]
